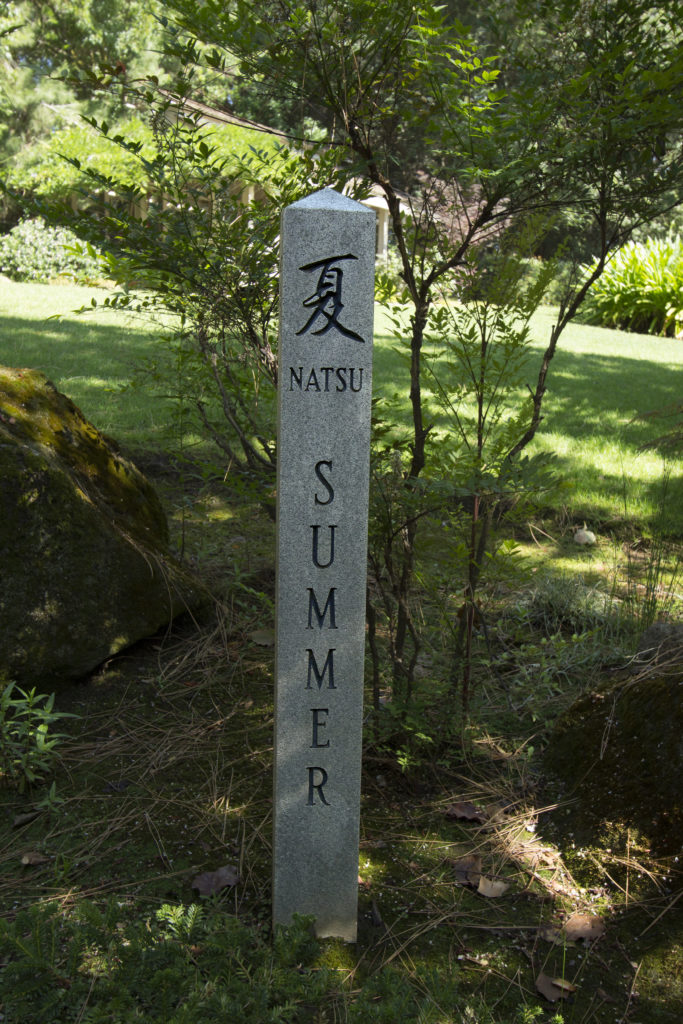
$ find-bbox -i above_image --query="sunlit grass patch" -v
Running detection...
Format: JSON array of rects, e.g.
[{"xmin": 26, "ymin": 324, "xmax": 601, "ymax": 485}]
[
  {"xmin": 373, "ymin": 302, "xmax": 682, "ymax": 535},
  {"xmin": 0, "ymin": 278, "xmax": 181, "ymax": 449}
]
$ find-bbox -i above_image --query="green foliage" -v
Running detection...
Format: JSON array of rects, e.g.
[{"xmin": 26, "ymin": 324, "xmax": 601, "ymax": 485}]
[
  {"xmin": 0, "ymin": 3, "xmax": 76, "ymax": 168},
  {"xmin": 0, "ymin": 680, "xmax": 74, "ymax": 792},
  {"xmin": 579, "ymin": 236, "xmax": 683, "ymax": 337},
  {"xmin": 0, "ymin": 903, "xmax": 329, "ymax": 1022},
  {"xmin": 0, "ymin": 217, "xmax": 104, "ymax": 283},
  {"xmin": 0, "ymin": 901, "xmax": 545, "ymax": 1023},
  {"xmin": 157, "ymin": 0, "xmax": 682, "ymax": 721},
  {"xmin": 427, "ymin": 248, "xmax": 556, "ymax": 487},
  {"xmin": 10, "ymin": 0, "xmax": 682, "ymax": 739},
  {"xmin": 420, "ymin": 244, "xmax": 561, "ymax": 705},
  {"xmin": 5, "ymin": 114, "xmax": 284, "ymax": 202},
  {"xmin": 0, "ymin": 0, "xmax": 177, "ymax": 232},
  {"xmin": 509, "ymin": 257, "xmax": 577, "ymax": 306},
  {"xmin": 5, "ymin": 117, "xmax": 156, "ymax": 198},
  {"xmin": 36, "ymin": 101, "xmax": 367, "ymax": 474}
]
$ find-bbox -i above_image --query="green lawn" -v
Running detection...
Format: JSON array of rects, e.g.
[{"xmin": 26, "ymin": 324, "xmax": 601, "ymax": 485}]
[
  {"xmin": 527, "ymin": 308, "xmax": 682, "ymax": 531},
  {"xmin": 0, "ymin": 279, "xmax": 180, "ymax": 450},
  {"xmin": 1, "ymin": 279, "xmax": 681, "ymax": 534},
  {"xmin": 373, "ymin": 303, "xmax": 683, "ymax": 535}
]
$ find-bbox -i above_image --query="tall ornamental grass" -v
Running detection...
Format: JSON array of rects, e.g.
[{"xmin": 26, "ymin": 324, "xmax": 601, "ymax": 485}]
[{"xmin": 579, "ymin": 235, "xmax": 683, "ymax": 337}]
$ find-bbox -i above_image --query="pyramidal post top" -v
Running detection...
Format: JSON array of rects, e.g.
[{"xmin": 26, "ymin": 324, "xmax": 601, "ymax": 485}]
[{"xmin": 287, "ymin": 187, "xmax": 372, "ymax": 213}]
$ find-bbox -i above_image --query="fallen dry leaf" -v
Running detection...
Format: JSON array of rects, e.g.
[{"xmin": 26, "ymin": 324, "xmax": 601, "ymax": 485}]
[
  {"xmin": 535, "ymin": 972, "xmax": 577, "ymax": 1002},
  {"xmin": 20, "ymin": 851, "xmax": 50, "ymax": 866},
  {"xmin": 538, "ymin": 921, "xmax": 564, "ymax": 944},
  {"xmin": 191, "ymin": 865, "xmax": 239, "ymax": 896},
  {"xmin": 451, "ymin": 853, "xmax": 482, "ymax": 887},
  {"xmin": 484, "ymin": 802, "xmax": 508, "ymax": 824},
  {"xmin": 445, "ymin": 801, "xmax": 487, "ymax": 823},
  {"xmin": 249, "ymin": 629, "xmax": 275, "ymax": 647},
  {"xmin": 477, "ymin": 875, "xmax": 510, "ymax": 898},
  {"xmin": 563, "ymin": 912, "xmax": 606, "ymax": 942},
  {"xmin": 12, "ymin": 810, "xmax": 42, "ymax": 828}
]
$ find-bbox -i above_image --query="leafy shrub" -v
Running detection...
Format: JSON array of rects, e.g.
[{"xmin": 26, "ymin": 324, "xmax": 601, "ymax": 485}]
[
  {"xmin": 47, "ymin": 107, "xmax": 364, "ymax": 475},
  {"xmin": 0, "ymin": 217, "xmax": 104, "ymax": 283},
  {"xmin": 5, "ymin": 118, "xmax": 156, "ymax": 200},
  {"xmin": 578, "ymin": 235, "xmax": 683, "ymax": 337},
  {"xmin": 5, "ymin": 116, "xmax": 284, "ymax": 202},
  {"xmin": 0, "ymin": 680, "xmax": 74, "ymax": 792}
]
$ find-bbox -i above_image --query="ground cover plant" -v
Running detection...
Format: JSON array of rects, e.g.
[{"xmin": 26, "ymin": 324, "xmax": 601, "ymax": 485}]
[{"xmin": 1, "ymin": 280, "xmax": 681, "ymax": 1022}]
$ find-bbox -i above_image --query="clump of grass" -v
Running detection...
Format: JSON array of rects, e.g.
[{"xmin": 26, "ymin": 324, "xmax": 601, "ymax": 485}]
[{"xmin": 520, "ymin": 573, "xmax": 614, "ymax": 636}]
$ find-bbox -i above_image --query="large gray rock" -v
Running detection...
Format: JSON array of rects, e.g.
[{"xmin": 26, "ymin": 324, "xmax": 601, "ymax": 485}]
[{"xmin": 0, "ymin": 366, "xmax": 203, "ymax": 686}]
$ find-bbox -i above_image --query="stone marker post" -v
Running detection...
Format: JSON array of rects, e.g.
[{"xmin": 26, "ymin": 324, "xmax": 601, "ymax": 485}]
[{"xmin": 273, "ymin": 188, "xmax": 375, "ymax": 941}]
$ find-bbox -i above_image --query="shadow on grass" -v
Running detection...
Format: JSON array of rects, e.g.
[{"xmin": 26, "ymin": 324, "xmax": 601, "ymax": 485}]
[
  {"xmin": 533, "ymin": 347, "xmax": 682, "ymax": 533},
  {"xmin": 535, "ymin": 346, "xmax": 681, "ymax": 444},
  {"xmin": 0, "ymin": 311, "xmax": 160, "ymax": 379},
  {"xmin": 373, "ymin": 331, "xmax": 680, "ymax": 449},
  {"xmin": 534, "ymin": 451, "xmax": 683, "ymax": 533},
  {"xmin": 374, "ymin": 329, "xmax": 682, "ymax": 532},
  {"xmin": 0, "ymin": 312, "xmax": 179, "ymax": 447}
]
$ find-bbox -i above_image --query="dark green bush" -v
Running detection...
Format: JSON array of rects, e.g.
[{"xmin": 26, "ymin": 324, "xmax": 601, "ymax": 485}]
[
  {"xmin": 0, "ymin": 218, "xmax": 104, "ymax": 284},
  {"xmin": 578, "ymin": 235, "xmax": 683, "ymax": 337}
]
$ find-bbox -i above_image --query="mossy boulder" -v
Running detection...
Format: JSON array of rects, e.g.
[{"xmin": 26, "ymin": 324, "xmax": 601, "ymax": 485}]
[
  {"xmin": 544, "ymin": 663, "xmax": 683, "ymax": 856},
  {"xmin": 634, "ymin": 622, "xmax": 683, "ymax": 674},
  {"xmin": 0, "ymin": 366, "xmax": 203, "ymax": 686}
]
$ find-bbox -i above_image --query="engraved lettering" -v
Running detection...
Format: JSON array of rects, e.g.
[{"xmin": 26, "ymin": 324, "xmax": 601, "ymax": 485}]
[
  {"xmin": 305, "ymin": 649, "xmax": 336, "ymax": 690},
  {"xmin": 307, "ymin": 588, "xmax": 337, "ymax": 629},
  {"xmin": 305, "ymin": 368, "xmax": 321, "ymax": 392},
  {"xmin": 314, "ymin": 460, "xmax": 334, "ymax": 505},
  {"xmin": 310, "ymin": 708, "xmax": 330, "ymax": 748},
  {"xmin": 311, "ymin": 524, "xmax": 336, "ymax": 568},
  {"xmin": 307, "ymin": 766, "xmax": 330, "ymax": 805},
  {"xmin": 287, "ymin": 369, "xmax": 363, "ymax": 394},
  {"xmin": 297, "ymin": 254, "xmax": 365, "ymax": 343}
]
